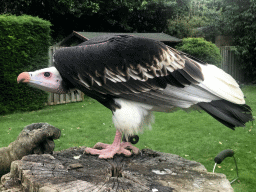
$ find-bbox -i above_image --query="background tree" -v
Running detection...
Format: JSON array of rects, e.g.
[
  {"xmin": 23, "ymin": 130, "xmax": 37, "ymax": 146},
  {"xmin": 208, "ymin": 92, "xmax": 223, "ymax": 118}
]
[
  {"xmin": 210, "ymin": 0, "xmax": 256, "ymax": 82},
  {"xmin": 1, "ymin": 0, "xmax": 102, "ymax": 41},
  {"xmin": 167, "ymin": 0, "xmax": 256, "ymax": 82},
  {"xmin": 167, "ymin": 0, "xmax": 221, "ymax": 39},
  {"xmin": 0, "ymin": 0, "xmax": 185, "ymax": 42}
]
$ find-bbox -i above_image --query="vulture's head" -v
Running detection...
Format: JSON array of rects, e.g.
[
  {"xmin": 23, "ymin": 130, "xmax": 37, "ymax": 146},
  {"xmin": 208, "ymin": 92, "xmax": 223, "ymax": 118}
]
[{"xmin": 17, "ymin": 67, "xmax": 70, "ymax": 94}]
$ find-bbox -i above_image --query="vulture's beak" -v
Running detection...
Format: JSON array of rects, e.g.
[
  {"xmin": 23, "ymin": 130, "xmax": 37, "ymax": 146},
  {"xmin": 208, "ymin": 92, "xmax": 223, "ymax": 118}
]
[{"xmin": 17, "ymin": 72, "xmax": 30, "ymax": 83}]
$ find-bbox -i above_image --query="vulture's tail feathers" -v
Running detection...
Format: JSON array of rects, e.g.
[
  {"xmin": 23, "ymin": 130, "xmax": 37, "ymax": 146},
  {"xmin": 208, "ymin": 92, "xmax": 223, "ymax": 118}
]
[{"xmin": 198, "ymin": 100, "xmax": 253, "ymax": 129}]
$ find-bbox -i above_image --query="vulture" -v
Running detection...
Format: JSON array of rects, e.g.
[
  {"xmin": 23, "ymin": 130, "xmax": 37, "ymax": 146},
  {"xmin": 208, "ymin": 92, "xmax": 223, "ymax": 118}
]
[{"xmin": 17, "ymin": 34, "xmax": 253, "ymax": 159}]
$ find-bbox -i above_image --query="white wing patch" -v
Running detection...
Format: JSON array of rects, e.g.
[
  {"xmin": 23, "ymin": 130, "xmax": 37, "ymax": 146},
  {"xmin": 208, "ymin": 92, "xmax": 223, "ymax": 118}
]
[
  {"xmin": 161, "ymin": 84, "xmax": 220, "ymax": 108},
  {"xmin": 198, "ymin": 64, "xmax": 245, "ymax": 104}
]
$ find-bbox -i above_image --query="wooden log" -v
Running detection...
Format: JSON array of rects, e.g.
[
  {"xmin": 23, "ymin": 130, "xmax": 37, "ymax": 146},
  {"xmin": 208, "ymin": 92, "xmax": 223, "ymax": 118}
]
[{"xmin": 1, "ymin": 148, "xmax": 233, "ymax": 192}]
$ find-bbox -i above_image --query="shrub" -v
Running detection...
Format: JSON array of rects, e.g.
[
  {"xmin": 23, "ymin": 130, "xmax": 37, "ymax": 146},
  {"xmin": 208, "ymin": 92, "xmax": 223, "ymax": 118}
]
[
  {"xmin": 176, "ymin": 38, "xmax": 221, "ymax": 66},
  {"xmin": 0, "ymin": 15, "xmax": 51, "ymax": 115}
]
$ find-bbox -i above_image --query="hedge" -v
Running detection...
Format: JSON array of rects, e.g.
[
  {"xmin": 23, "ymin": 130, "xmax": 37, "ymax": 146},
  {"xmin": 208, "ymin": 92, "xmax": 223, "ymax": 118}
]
[
  {"xmin": 176, "ymin": 38, "xmax": 221, "ymax": 67},
  {"xmin": 0, "ymin": 15, "xmax": 52, "ymax": 115}
]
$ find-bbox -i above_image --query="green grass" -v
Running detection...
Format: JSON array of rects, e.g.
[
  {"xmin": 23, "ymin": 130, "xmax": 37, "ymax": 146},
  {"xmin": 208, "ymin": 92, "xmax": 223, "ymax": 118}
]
[{"xmin": 1, "ymin": 86, "xmax": 255, "ymax": 191}]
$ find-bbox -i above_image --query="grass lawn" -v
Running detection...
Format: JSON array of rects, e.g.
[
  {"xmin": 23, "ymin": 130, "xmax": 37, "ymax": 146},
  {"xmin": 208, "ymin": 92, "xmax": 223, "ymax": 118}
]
[{"xmin": 1, "ymin": 85, "xmax": 255, "ymax": 191}]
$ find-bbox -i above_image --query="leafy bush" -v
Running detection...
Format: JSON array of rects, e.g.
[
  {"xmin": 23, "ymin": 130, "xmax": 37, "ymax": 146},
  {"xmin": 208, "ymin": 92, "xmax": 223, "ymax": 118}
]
[
  {"xmin": 176, "ymin": 38, "xmax": 221, "ymax": 66},
  {"xmin": 0, "ymin": 15, "xmax": 51, "ymax": 115}
]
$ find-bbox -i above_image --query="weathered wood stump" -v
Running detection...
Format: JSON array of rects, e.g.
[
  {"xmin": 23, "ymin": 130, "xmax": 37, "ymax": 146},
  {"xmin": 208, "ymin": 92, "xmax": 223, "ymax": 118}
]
[{"xmin": 1, "ymin": 147, "xmax": 233, "ymax": 192}]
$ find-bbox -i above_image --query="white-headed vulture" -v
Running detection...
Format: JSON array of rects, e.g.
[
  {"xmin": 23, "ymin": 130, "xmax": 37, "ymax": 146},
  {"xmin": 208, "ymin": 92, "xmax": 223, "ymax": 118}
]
[{"xmin": 17, "ymin": 35, "xmax": 253, "ymax": 159}]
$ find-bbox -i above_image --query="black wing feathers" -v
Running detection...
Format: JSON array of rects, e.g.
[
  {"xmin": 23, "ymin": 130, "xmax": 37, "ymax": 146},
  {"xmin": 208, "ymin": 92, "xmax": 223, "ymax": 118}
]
[
  {"xmin": 198, "ymin": 100, "xmax": 253, "ymax": 129},
  {"xmin": 54, "ymin": 35, "xmax": 204, "ymax": 99}
]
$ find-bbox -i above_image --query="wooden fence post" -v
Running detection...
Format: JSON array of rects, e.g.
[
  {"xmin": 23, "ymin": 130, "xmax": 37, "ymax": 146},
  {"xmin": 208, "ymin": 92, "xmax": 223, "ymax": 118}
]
[{"xmin": 220, "ymin": 46, "xmax": 244, "ymax": 82}]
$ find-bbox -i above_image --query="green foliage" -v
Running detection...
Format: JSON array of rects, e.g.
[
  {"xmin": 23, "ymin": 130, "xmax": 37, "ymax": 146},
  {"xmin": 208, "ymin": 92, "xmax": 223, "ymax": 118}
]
[
  {"xmin": 167, "ymin": 16, "xmax": 194, "ymax": 39},
  {"xmin": 0, "ymin": 15, "xmax": 51, "ymax": 115},
  {"xmin": 176, "ymin": 38, "xmax": 221, "ymax": 66},
  {"xmin": 1, "ymin": 0, "xmax": 184, "ymax": 41},
  {"xmin": 221, "ymin": 0, "xmax": 256, "ymax": 82},
  {"xmin": 167, "ymin": 16, "xmax": 209, "ymax": 38},
  {"xmin": 56, "ymin": 0, "xmax": 100, "ymax": 16},
  {"xmin": 167, "ymin": 0, "xmax": 221, "ymax": 39},
  {"xmin": 168, "ymin": 0, "xmax": 256, "ymax": 81},
  {"xmin": 199, "ymin": 0, "xmax": 256, "ymax": 82},
  {"xmin": 128, "ymin": 0, "xmax": 177, "ymax": 32}
]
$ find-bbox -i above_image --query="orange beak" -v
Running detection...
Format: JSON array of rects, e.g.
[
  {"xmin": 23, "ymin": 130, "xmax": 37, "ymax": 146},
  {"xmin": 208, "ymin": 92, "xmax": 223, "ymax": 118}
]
[{"xmin": 17, "ymin": 72, "xmax": 30, "ymax": 83}]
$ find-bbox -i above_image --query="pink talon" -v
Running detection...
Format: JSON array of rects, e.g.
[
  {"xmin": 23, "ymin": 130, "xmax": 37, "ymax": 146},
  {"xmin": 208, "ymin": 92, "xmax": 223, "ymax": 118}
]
[{"xmin": 84, "ymin": 130, "xmax": 139, "ymax": 159}]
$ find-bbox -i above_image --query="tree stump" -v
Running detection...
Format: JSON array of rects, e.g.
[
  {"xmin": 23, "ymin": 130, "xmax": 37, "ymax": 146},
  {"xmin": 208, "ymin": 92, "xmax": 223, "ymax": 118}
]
[{"xmin": 1, "ymin": 147, "xmax": 233, "ymax": 192}]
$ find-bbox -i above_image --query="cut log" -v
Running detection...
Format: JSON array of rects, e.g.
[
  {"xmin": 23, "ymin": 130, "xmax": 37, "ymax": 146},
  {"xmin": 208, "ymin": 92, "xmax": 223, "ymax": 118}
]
[{"xmin": 1, "ymin": 148, "xmax": 233, "ymax": 192}]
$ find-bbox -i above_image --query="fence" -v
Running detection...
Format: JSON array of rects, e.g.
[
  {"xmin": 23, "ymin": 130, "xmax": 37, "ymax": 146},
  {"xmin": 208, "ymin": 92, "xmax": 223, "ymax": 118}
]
[
  {"xmin": 46, "ymin": 91, "xmax": 84, "ymax": 105},
  {"xmin": 47, "ymin": 46, "xmax": 84, "ymax": 106},
  {"xmin": 220, "ymin": 46, "xmax": 244, "ymax": 82}
]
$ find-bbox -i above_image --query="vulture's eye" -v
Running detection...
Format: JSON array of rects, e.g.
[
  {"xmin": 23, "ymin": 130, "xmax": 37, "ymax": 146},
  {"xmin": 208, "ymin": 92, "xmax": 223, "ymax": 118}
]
[{"xmin": 44, "ymin": 72, "xmax": 51, "ymax": 77}]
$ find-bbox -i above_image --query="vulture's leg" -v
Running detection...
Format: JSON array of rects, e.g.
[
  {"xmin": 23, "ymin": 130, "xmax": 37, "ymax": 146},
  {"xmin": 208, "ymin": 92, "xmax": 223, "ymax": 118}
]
[{"xmin": 84, "ymin": 130, "xmax": 139, "ymax": 159}]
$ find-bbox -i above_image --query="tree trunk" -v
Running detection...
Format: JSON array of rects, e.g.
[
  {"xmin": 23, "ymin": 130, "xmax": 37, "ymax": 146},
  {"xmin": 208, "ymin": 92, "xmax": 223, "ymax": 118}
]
[{"xmin": 1, "ymin": 147, "xmax": 233, "ymax": 192}]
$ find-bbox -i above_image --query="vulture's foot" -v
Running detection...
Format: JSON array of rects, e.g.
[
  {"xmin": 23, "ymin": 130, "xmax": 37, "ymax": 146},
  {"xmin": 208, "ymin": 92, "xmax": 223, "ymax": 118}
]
[
  {"xmin": 84, "ymin": 130, "xmax": 139, "ymax": 159},
  {"xmin": 84, "ymin": 142, "xmax": 139, "ymax": 159}
]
